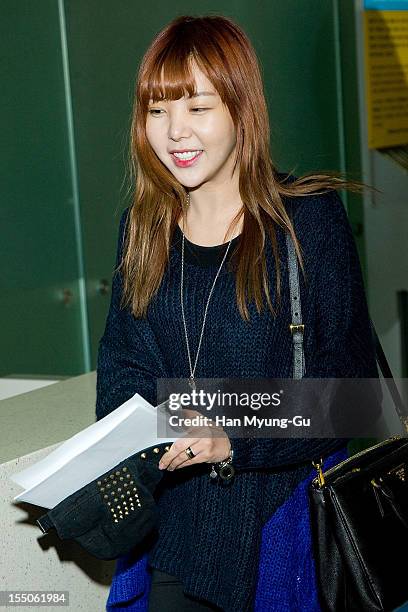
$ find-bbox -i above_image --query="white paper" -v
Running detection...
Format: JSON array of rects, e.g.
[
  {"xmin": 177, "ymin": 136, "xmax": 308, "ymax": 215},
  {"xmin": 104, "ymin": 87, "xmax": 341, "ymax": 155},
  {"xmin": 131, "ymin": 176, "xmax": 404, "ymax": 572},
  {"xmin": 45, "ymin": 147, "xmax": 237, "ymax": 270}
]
[{"xmin": 10, "ymin": 393, "xmax": 180, "ymax": 509}]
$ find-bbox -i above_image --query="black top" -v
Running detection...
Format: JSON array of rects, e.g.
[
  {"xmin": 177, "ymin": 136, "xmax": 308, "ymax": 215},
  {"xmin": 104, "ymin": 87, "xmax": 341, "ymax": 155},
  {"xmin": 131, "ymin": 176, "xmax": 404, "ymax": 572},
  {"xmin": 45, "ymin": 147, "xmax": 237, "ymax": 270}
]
[
  {"xmin": 172, "ymin": 223, "xmax": 241, "ymax": 267},
  {"xmin": 97, "ymin": 190, "xmax": 378, "ymax": 611}
]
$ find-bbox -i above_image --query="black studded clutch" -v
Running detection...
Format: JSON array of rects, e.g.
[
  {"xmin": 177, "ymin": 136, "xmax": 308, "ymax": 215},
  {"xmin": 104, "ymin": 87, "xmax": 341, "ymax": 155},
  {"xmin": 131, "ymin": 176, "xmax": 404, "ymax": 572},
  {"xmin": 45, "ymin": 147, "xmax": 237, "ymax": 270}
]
[{"xmin": 36, "ymin": 442, "xmax": 172, "ymax": 560}]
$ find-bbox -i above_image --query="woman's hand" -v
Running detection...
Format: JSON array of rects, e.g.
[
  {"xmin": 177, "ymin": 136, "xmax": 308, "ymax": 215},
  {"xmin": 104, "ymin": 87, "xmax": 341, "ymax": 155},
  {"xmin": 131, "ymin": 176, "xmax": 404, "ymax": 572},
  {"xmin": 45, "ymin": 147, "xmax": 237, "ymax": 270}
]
[{"xmin": 158, "ymin": 408, "xmax": 231, "ymax": 471}]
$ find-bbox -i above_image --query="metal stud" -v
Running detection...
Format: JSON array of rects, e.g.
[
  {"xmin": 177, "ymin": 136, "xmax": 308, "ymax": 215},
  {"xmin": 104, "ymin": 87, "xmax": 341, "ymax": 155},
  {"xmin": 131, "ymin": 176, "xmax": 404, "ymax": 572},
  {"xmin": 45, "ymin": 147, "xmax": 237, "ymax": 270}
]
[
  {"xmin": 104, "ymin": 495, "xmax": 108, "ymax": 499},
  {"xmin": 122, "ymin": 467, "xmax": 127, "ymax": 472},
  {"xmin": 153, "ymin": 447, "xmax": 160, "ymax": 454},
  {"xmin": 165, "ymin": 445, "xmax": 171, "ymax": 451},
  {"xmin": 141, "ymin": 453, "xmax": 146, "ymax": 459},
  {"xmin": 110, "ymin": 475, "xmax": 114, "ymax": 479},
  {"xmin": 116, "ymin": 471, "xmax": 120, "ymax": 476},
  {"xmin": 97, "ymin": 481, "xmax": 102, "ymax": 485},
  {"xmin": 114, "ymin": 519, "xmax": 118, "ymax": 523},
  {"xmin": 120, "ymin": 476, "xmax": 124, "ymax": 481}
]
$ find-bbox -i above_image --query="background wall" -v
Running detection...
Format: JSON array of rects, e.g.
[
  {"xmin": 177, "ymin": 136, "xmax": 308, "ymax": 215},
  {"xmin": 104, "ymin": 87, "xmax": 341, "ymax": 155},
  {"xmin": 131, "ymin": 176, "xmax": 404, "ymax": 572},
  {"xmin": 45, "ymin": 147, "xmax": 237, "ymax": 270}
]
[
  {"xmin": 354, "ymin": 0, "xmax": 408, "ymax": 380},
  {"xmin": 1, "ymin": 0, "xmax": 88, "ymax": 376}
]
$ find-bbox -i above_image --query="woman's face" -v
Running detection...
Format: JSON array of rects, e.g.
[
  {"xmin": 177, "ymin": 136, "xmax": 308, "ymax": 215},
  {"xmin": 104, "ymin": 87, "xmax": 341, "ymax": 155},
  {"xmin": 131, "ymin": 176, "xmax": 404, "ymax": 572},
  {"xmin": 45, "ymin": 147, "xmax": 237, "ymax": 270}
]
[{"xmin": 146, "ymin": 63, "xmax": 237, "ymax": 189}]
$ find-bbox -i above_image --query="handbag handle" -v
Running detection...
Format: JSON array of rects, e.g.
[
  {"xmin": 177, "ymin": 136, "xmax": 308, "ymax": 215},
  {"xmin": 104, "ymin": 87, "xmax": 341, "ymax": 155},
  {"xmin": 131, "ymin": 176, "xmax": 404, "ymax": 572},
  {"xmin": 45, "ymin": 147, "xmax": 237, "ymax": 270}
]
[{"xmin": 285, "ymin": 233, "xmax": 408, "ymax": 433}]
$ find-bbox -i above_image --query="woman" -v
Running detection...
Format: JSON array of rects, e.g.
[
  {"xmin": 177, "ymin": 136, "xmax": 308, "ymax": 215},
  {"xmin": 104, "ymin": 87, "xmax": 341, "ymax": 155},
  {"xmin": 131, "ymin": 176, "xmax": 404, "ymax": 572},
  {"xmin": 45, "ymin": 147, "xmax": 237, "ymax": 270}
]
[{"xmin": 96, "ymin": 14, "xmax": 378, "ymax": 612}]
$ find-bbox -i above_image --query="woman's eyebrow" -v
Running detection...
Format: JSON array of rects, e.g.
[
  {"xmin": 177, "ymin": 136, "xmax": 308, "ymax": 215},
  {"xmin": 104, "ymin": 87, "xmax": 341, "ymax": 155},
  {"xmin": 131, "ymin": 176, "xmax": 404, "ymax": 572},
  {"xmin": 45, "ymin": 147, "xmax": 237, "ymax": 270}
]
[
  {"xmin": 190, "ymin": 91, "xmax": 217, "ymax": 98},
  {"xmin": 148, "ymin": 91, "xmax": 216, "ymax": 104}
]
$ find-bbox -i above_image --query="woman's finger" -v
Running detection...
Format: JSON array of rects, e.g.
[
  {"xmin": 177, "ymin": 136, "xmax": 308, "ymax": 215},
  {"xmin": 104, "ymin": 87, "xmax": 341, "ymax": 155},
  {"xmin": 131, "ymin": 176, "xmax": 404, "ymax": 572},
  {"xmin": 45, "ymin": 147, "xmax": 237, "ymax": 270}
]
[
  {"xmin": 158, "ymin": 438, "xmax": 200, "ymax": 470},
  {"xmin": 166, "ymin": 443, "xmax": 205, "ymax": 470},
  {"xmin": 172, "ymin": 447, "xmax": 206, "ymax": 470}
]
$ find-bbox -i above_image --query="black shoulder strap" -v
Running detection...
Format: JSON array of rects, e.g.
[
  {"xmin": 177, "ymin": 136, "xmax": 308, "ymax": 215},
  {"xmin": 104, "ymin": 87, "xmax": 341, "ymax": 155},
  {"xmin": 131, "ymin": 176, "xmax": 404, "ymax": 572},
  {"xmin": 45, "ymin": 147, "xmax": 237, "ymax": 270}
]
[
  {"xmin": 369, "ymin": 320, "xmax": 408, "ymax": 427},
  {"xmin": 286, "ymin": 231, "xmax": 408, "ymax": 430}
]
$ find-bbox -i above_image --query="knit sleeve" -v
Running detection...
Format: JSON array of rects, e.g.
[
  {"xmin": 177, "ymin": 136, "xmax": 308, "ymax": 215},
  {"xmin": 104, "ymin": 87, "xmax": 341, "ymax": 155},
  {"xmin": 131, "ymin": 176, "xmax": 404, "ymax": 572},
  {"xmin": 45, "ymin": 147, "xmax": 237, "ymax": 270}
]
[
  {"xmin": 228, "ymin": 190, "xmax": 379, "ymax": 471},
  {"xmin": 305, "ymin": 190, "xmax": 378, "ymax": 379},
  {"xmin": 95, "ymin": 208, "xmax": 167, "ymax": 421}
]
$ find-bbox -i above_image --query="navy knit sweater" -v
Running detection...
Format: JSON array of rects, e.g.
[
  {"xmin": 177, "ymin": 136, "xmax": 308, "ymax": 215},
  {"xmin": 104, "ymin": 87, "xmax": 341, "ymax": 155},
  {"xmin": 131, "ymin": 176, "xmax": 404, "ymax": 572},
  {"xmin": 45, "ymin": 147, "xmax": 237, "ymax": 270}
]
[{"xmin": 95, "ymin": 176, "xmax": 378, "ymax": 611}]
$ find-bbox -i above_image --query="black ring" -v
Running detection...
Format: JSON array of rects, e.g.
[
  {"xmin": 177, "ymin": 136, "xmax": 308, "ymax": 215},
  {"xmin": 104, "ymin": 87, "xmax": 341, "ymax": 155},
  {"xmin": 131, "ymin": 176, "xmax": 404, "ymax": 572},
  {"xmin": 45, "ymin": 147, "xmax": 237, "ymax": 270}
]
[{"xmin": 185, "ymin": 446, "xmax": 196, "ymax": 459}]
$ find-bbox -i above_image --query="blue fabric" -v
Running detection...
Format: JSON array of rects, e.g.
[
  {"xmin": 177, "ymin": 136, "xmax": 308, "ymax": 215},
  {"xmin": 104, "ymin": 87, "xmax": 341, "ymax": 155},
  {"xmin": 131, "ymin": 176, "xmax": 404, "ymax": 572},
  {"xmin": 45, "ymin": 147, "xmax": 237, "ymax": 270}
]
[
  {"xmin": 254, "ymin": 445, "xmax": 348, "ymax": 612},
  {"xmin": 106, "ymin": 551, "xmax": 150, "ymax": 610},
  {"xmin": 106, "ymin": 445, "xmax": 348, "ymax": 611}
]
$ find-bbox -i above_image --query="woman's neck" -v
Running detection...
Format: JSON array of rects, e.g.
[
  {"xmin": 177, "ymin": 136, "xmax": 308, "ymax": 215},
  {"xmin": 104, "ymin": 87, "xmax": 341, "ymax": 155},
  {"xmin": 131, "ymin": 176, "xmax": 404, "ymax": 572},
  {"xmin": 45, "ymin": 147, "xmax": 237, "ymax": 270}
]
[{"xmin": 177, "ymin": 207, "xmax": 243, "ymax": 247}]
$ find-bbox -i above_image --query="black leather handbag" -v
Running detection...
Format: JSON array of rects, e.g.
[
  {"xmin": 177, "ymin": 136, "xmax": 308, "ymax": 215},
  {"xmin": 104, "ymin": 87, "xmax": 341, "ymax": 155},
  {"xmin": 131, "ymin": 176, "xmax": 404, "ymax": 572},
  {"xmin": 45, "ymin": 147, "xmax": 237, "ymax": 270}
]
[
  {"xmin": 308, "ymin": 331, "xmax": 408, "ymax": 612},
  {"xmin": 285, "ymin": 232, "xmax": 408, "ymax": 612}
]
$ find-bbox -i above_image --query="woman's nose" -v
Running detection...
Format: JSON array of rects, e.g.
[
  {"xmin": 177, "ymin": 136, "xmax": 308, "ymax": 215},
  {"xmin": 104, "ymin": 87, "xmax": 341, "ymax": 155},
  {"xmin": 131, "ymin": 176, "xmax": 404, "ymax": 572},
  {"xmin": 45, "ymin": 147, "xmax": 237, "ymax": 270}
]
[{"xmin": 167, "ymin": 112, "xmax": 192, "ymax": 139}]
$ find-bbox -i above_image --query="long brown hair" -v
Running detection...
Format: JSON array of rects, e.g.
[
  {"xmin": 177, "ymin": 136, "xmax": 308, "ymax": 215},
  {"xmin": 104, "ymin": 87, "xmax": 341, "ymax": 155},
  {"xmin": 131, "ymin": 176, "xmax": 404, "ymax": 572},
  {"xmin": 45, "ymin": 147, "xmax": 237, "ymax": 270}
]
[{"xmin": 120, "ymin": 14, "xmax": 374, "ymax": 322}]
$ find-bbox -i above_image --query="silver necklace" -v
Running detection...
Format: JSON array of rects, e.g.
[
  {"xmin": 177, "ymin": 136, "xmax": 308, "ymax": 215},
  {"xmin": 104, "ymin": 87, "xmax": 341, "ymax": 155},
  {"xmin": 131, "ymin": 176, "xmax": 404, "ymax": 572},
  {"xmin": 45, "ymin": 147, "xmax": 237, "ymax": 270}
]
[
  {"xmin": 179, "ymin": 192, "xmax": 236, "ymax": 481},
  {"xmin": 180, "ymin": 193, "xmax": 234, "ymax": 393}
]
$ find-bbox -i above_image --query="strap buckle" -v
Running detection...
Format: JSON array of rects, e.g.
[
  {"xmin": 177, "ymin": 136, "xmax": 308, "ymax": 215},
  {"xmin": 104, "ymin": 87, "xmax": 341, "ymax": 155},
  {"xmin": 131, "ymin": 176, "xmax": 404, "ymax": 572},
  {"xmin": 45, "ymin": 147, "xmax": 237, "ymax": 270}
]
[{"xmin": 289, "ymin": 323, "xmax": 304, "ymax": 335}]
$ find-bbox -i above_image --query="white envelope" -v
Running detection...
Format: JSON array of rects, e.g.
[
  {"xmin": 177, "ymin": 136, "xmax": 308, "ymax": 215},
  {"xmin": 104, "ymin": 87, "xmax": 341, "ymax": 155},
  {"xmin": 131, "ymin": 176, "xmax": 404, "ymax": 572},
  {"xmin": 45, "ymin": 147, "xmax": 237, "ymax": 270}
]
[{"xmin": 10, "ymin": 393, "xmax": 180, "ymax": 509}]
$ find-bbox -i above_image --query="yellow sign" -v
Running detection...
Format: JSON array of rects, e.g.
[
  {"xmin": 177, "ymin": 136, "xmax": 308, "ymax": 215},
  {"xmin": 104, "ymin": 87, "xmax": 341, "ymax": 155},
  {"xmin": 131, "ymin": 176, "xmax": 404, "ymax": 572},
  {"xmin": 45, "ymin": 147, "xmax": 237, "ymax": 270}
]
[{"xmin": 364, "ymin": 10, "xmax": 408, "ymax": 148}]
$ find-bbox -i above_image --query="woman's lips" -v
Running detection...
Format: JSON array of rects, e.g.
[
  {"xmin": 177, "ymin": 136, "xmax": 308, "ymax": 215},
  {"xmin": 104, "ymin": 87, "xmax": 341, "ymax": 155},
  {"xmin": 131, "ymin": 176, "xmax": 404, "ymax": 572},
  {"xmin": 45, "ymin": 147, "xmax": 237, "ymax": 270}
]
[{"xmin": 170, "ymin": 150, "xmax": 203, "ymax": 167}]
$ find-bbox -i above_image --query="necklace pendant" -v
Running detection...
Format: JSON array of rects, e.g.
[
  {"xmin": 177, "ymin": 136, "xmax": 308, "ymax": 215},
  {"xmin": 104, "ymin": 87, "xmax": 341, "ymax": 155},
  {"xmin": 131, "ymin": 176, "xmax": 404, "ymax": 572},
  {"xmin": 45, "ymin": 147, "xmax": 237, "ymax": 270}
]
[
  {"xmin": 210, "ymin": 464, "xmax": 218, "ymax": 479},
  {"xmin": 188, "ymin": 375, "xmax": 196, "ymax": 391}
]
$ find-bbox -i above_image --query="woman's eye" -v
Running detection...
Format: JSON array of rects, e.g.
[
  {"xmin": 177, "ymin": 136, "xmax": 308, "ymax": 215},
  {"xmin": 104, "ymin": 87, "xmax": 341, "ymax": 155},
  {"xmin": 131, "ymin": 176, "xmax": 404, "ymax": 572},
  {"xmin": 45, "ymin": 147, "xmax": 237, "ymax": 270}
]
[{"xmin": 147, "ymin": 108, "xmax": 208, "ymax": 116}]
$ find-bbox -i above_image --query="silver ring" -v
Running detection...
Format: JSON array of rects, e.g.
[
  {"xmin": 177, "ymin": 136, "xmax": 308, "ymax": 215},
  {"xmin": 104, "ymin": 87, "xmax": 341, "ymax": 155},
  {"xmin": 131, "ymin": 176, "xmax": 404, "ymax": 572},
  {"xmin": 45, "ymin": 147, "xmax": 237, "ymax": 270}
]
[{"xmin": 185, "ymin": 446, "xmax": 196, "ymax": 460}]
